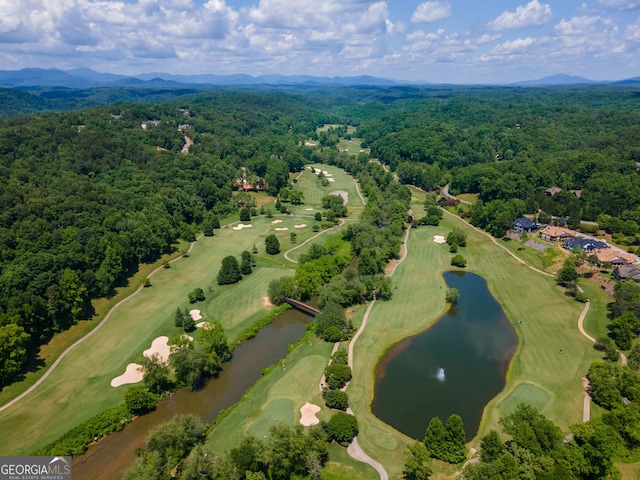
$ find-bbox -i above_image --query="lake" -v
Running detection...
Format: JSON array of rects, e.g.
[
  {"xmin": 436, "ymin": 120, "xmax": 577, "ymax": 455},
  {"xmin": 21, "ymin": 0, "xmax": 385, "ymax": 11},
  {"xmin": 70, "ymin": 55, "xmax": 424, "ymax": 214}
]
[{"xmin": 372, "ymin": 271, "xmax": 518, "ymax": 441}]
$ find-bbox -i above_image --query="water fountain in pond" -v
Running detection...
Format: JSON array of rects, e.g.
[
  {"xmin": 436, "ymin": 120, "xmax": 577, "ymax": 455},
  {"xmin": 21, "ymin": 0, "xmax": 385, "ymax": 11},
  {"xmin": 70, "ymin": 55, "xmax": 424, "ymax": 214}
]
[{"xmin": 437, "ymin": 368, "xmax": 445, "ymax": 381}]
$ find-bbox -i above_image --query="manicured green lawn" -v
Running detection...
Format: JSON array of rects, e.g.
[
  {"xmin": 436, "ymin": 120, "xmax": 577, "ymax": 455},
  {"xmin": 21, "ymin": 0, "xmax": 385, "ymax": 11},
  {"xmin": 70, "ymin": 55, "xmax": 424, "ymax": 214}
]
[
  {"xmin": 293, "ymin": 164, "xmax": 364, "ymax": 209},
  {"xmin": 578, "ymin": 278, "xmax": 613, "ymax": 340}
]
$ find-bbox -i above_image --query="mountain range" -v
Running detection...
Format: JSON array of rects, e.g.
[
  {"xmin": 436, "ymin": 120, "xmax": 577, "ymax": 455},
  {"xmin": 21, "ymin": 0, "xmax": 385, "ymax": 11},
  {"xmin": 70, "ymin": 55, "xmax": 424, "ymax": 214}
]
[{"xmin": 0, "ymin": 68, "xmax": 639, "ymax": 89}]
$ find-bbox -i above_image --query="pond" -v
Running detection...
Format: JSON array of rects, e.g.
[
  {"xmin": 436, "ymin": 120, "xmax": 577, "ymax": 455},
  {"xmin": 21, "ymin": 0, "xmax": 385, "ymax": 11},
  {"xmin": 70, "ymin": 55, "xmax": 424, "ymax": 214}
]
[
  {"xmin": 72, "ymin": 308, "xmax": 310, "ymax": 480},
  {"xmin": 372, "ymin": 271, "xmax": 518, "ymax": 441}
]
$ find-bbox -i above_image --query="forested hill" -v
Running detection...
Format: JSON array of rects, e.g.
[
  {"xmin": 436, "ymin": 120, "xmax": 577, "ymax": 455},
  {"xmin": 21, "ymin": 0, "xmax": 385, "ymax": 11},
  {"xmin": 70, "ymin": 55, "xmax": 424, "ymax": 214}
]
[
  {"xmin": 0, "ymin": 91, "xmax": 335, "ymax": 387},
  {"xmin": 350, "ymin": 86, "xmax": 640, "ymax": 236}
]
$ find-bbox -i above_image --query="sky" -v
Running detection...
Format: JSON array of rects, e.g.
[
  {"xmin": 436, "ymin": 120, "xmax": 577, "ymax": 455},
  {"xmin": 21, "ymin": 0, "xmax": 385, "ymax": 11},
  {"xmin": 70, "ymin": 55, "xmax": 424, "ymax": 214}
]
[{"xmin": 1, "ymin": 0, "xmax": 640, "ymax": 83}]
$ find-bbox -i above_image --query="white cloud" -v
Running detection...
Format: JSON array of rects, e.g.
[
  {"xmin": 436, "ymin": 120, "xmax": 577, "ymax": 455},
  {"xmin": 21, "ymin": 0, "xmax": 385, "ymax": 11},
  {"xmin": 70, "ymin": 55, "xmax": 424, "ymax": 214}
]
[
  {"xmin": 597, "ymin": 0, "xmax": 640, "ymax": 10},
  {"xmin": 488, "ymin": 0, "xmax": 552, "ymax": 30},
  {"xmin": 411, "ymin": 1, "xmax": 451, "ymax": 23},
  {"xmin": 491, "ymin": 37, "xmax": 536, "ymax": 55}
]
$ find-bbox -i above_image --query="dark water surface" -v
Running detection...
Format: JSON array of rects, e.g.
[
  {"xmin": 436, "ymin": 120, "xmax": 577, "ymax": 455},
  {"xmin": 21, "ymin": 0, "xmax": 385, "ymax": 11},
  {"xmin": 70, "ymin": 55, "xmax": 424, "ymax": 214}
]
[
  {"xmin": 72, "ymin": 309, "xmax": 309, "ymax": 480},
  {"xmin": 372, "ymin": 271, "xmax": 518, "ymax": 441}
]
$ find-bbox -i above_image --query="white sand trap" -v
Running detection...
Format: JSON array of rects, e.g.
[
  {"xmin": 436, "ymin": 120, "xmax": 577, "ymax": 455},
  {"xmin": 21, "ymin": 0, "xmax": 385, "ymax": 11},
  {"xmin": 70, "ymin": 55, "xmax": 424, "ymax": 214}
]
[
  {"xmin": 330, "ymin": 190, "xmax": 348, "ymax": 205},
  {"xmin": 233, "ymin": 223, "xmax": 253, "ymax": 230},
  {"xmin": 322, "ymin": 171, "xmax": 331, "ymax": 176},
  {"xmin": 189, "ymin": 309, "xmax": 202, "ymax": 321},
  {"xmin": 271, "ymin": 219, "xmax": 283, "ymax": 224},
  {"xmin": 197, "ymin": 321, "xmax": 213, "ymax": 329},
  {"xmin": 143, "ymin": 336, "xmax": 170, "ymax": 364},
  {"xmin": 299, "ymin": 402, "xmax": 321, "ymax": 426},
  {"xmin": 275, "ymin": 227, "xmax": 289, "ymax": 231},
  {"xmin": 111, "ymin": 363, "xmax": 143, "ymax": 387},
  {"xmin": 305, "ymin": 208, "xmax": 314, "ymax": 211},
  {"xmin": 182, "ymin": 334, "xmax": 194, "ymax": 341},
  {"xmin": 263, "ymin": 296, "xmax": 273, "ymax": 307},
  {"xmin": 433, "ymin": 235, "xmax": 446, "ymax": 244},
  {"xmin": 294, "ymin": 224, "xmax": 307, "ymax": 228},
  {"xmin": 328, "ymin": 178, "xmax": 335, "ymax": 182}
]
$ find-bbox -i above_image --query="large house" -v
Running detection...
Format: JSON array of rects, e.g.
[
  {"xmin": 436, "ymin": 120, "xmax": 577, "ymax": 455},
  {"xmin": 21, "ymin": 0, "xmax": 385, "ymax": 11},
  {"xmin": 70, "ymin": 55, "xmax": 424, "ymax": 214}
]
[
  {"xmin": 613, "ymin": 265, "xmax": 640, "ymax": 281},
  {"xmin": 539, "ymin": 226, "xmax": 575, "ymax": 242},
  {"xmin": 512, "ymin": 217, "xmax": 538, "ymax": 233},
  {"xmin": 592, "ymin": 249, "xmax": 637, "ymax": 266},
  {"xmin": 563, "ymin": 237, "xmax": 607, "ymax": 253}
]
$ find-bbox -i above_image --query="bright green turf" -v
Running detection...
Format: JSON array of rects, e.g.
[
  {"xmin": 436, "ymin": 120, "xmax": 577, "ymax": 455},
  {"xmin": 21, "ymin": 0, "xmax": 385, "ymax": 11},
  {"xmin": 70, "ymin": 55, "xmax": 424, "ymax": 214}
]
[{"xmin": 498, "ymin": 383, "xmax": 552, "ymax": 415}]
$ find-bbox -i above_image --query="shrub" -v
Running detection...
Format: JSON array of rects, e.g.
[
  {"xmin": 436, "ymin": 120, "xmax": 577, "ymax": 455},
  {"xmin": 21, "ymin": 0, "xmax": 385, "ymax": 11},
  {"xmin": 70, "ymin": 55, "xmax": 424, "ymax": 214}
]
[
  {"xmin": 188, "ymin": 287, "xmax": 205, "ymax": 303},
  {"xmin": 218, "ymin": 256, "xmax": 242, "ymax": 284},
  {"xmin": 240, "ymin": 207, "xmax": 251, "ymax": 222},
  {"xmin": 451, "ymin": 254, "xmax": 466, "ymax": 268},
  {"xmin": 323, "ymin": 389, "xmax": 349, "ymax": 410},
  {"xmin": 265, "ymin": 234, "xmax": 280, "ymax": 255},
  {"xmin": 324, "ymin": 364, "xmax": 352, "ymax": 390},
  {"xmin": 325, "ymin": 412, "xmax": 358, "ymax": 446},
  {"xmin": 124, "ymin": 385, "xmax": 157, "ymax": 415}
]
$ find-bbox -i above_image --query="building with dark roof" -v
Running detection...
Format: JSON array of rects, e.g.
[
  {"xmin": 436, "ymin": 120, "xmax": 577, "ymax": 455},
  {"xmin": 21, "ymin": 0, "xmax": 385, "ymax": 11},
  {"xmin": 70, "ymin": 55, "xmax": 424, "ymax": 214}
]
[
  {"xmin": 512, "ymin": 217, "xmax": 538, "ymax": 233},
  {"xmin": 563, "ymin": 236, "xmax": 608, "ymax": 253}
]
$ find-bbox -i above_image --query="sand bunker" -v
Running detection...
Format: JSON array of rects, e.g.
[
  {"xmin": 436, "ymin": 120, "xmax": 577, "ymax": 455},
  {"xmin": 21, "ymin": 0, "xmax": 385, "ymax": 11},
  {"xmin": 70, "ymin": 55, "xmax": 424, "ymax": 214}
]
[
  {"xmin": 111, "ymin": 363, "xmax": 143, "ymax": 387},
  {"xmin": 275, "ymin": 227, "xmax": 289, "ymax": 231},
  {"xmin": 263, "ymin": 296, "xmax": 273, "ymax": 307},
  {"xmin": 305, "ymin": 208, "xmax": 314, "ymax": 211},
  {"xmin": 189, "ymin": 309, "xmax": 202, "ymax": 321},
  {"xmin": 322, "ymin": 171, "xmax": 332, "ymax": 177},
  {"xmin": 433, "ymin": 235, "xmax": 446, "ymax": 244},
  {"xmin": 299, "ymin": 402, "xmax": 321, "ymax": 426},
  {"xmin": 330, "ymin": 190, "xmax": 348, "ymax": 205},
  {"xmin": 197, "ymin": 321, "xmax": 213, "ymax": 329},
  {"xmin": 328, "ymin": 178, "xmax": 335, "ymax": 182},
  {"xmin": 271, "ymin": 219, "xmax": 283, "ymax": 224},
  {"xmin": 143, "ymin": 336, "xmax": 170, "ymax": 364},
  {"xmin": 233, "ymin": 223, "xmax": 253, "ymax": 230},
  {"xmin": 294, "ymin": 224, "xmax": 307, "ymax": 228},
  {"xmin": 182, "ymin": 334, "xmax": 194, "ymax": 341}
]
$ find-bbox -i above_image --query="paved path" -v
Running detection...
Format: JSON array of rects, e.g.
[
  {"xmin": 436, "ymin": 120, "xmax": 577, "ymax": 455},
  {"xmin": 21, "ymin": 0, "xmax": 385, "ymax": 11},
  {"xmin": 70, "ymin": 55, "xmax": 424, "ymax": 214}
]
[
  {"xmin": 348, "ymin": 437, "xmax": 389, "ymax": 480},
  {"xmin": 283, "ymin": 218, "xmax": 346, "ymax": 264},
  {"xmin": 181, "ymin": 135, "xmax": 193, "ymax": 154},
  {"xmin": 442, "ymin": 184, "xmax": 472, "ymax": 205},
  {"xmin": 355, "ymin": 180, "xmax": 366, "ymax": 205}
]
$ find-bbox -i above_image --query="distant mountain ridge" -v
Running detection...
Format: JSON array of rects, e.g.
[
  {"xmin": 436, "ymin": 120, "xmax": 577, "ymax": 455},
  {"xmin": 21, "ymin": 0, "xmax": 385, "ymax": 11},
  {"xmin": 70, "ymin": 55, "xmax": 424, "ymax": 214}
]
[{"xmin": 0, "ymin": 68, "xmax": 638, "ymax": 88}]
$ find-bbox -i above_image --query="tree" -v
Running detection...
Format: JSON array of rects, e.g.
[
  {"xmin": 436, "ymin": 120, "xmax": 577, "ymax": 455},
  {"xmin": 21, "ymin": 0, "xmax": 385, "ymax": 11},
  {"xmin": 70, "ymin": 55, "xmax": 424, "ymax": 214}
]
[
  {"xmin": 315, "ymin": 212, "xmax": 322, "ymax": 221},
  {"xmin": 628, "ymin": 343, "xmax": 640, "ymax": 370},
  {"xmin": 424, "ymin": 417, "xmax": 447, "ymax": 459},
  {"xmin": 182, "ymin": 311, "xmax": 196, "ymax": 332},
  {"xmin": 403, "ymin": 442, "xmax": 432, "ymax": 480},
  {"xmin": 0, "ymin": 323, "xmax": 31, "ymax": 386},
  {"xmin": 188, "ymin": 287, "xmax": 206, "ymax": 303},
  {"xmin": 324, "ymin": 364, "xmax": 352, "ymax": 390},
  {"xmin": 175, "ymin": 307, "xmax": 185, "ymax": 328},
  {"xmin": 315, "ymin": 301, "xmax": 352, "ymax": 342},
  {"xmin": 59, "ymin": 268, "xmax": 88, "ymax": 320},
  {"xmin": 322, "ymin": 389, "xmax": 349, "ymax": 410},
  {"xmin": 124, "ymin": 385, "xmax": 157, "ymax": 415},
  {"xmin": 499, "ymin": 403, "xmax": 562, "ymax": 455},
  {"xmin": 444, "ymin": 414, "xmax": 467, "ymax": 463},
  {"xmin": 241, "ymin": 251, "xmax": 253, "ymax": 275},
  {"xmin": 217, "ymin": 256, "xmax": 242, "ymax": 285},
  {"xmin": 325, "ymin": 412, "xmax": 358, "ymax": 446},
  {"xmin": 240, "ymin": 207, "xmax": 251, "ymax": 222},
  {"xmin": 146, "ymin": 414, "xmax": 205, "ymax": 465},
  {"xmin": 141, "ymin": 354, "xmax": 170, "ymax": 394},
  {"xmin": 479, "ymin": 430, "xmax": 505, "ymax": 463},
  {"xmin": 609, "ymin": 312, "xmax": 639, "ymax": 350},
  {"xmin": 556, "ymin": 258, "xmax": 578, "ymax": 288},
  {"xmin": 445, "ymin": 288, "xmax": 460, "ymax": 305},
  {"xmin": 265, "ymin": 234, "xmax": 280, "ymax": 255},
  {"xmin": 230, "ymin": 436, "xmax": 267, "ymax": 476},
  {"xmin": 450, "ymin": 254, "xmax": 467, "ymax": 268}
]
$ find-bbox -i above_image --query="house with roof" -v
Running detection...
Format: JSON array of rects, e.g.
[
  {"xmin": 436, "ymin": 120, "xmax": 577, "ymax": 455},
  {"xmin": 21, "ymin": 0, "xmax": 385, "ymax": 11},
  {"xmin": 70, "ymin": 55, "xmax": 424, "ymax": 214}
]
[
  {"xmin": 614, "ymin": 265, "xmax": 640, "ymax": 281},
  {"xmin": 512, "ymin": 217, "xmax": 538, "ymax": 233},
  {"xmin": 563, "ymin": 236, "xmax": 607, "ymax": 254},
  {"xmin": 539, "ymin": 225, "xmax": 575, "ymax": 242},
  {"xmin": 592, "ymin": 249, "xmax": 637, "ymax": 266},
  {"xmin": 545, "ymin": 187, "xmax": 562, "ymax": 196}
]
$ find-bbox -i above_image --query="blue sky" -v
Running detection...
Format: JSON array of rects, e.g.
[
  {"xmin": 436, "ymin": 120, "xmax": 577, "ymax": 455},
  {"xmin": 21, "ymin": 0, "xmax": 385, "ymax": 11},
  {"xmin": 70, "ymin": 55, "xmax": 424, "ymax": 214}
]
[{"xmin": 1, "ymin": 0, "xmax": 639, "ymax": 83}]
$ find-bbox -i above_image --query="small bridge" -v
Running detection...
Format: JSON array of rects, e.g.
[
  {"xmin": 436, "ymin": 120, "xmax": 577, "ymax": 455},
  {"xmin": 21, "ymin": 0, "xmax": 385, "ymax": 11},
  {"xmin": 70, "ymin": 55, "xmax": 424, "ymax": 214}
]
[{"xmin": 283, "ymin": 297, "xmax": 320, "ymax": 315}]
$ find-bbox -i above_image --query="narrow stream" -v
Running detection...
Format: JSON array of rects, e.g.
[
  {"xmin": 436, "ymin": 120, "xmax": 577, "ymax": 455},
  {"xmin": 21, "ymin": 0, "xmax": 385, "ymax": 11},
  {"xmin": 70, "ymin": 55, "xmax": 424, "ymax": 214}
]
[{"xmin": 72, "ymin": 309, "xmax": 310, "ymax": 480}]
